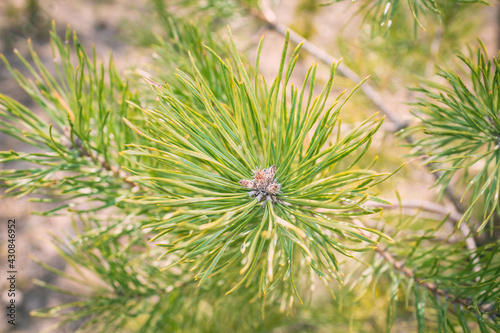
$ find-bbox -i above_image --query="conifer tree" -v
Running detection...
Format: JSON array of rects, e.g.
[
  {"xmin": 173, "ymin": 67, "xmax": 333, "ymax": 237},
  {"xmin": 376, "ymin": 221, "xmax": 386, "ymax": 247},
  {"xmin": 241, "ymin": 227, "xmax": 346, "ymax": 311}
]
[{"xmin": 0, "ymin": 0, "xmax": 499, "ymax": 332}]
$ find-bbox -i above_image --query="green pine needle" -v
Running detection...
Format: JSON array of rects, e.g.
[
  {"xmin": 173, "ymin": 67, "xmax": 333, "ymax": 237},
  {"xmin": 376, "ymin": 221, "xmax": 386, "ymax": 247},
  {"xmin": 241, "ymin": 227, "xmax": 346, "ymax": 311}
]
[
  {"xmin": 405, "ymin": 41, "xmax": 500, "ymax": 231},
  {"xmin": 122, "ymin": 28, "xmax": 392, "ymax": 298}
]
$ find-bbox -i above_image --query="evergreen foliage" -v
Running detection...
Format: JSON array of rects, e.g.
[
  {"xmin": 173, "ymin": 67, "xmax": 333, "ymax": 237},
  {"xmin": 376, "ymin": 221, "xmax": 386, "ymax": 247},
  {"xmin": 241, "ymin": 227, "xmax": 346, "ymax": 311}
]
[
  {"xmin": 0, "ymin": 0, "xmax": 499, "ymax": 332},
  {"xmin": 123, "ymin": 29, "xmax": 391, "ymax": 299},
  {"xmin": 406, "ymin": 43, "xmax": 500, "ymax": 231},
  {"xmin": 323, "ymin": 0, "xmax": 491, "ymax": 34},
  {"xmin": 0, "ymin": 24, "xmax": 144, "ymax": 214}
]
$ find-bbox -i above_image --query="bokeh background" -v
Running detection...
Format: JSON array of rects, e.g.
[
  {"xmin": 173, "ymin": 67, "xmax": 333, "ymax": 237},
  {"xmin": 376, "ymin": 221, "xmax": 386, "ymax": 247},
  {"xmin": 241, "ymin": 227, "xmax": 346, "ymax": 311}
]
[{"xmin": 0, "ymin": 0, "xmax": 499, "ymax": 332}]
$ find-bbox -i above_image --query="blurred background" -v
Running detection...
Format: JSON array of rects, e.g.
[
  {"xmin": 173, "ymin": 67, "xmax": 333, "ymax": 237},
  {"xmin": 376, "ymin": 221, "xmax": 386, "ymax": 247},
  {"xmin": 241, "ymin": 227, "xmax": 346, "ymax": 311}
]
[{"xmin": 0, "ymin": 0, "xmax": 498, "ymax": 332}]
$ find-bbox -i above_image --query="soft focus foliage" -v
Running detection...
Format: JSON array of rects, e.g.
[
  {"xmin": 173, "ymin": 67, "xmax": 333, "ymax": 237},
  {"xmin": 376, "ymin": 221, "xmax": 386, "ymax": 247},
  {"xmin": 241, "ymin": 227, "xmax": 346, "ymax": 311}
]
[
  {"xmin": 406, "ymin": 43, "xmax": 500, "ymax": 231},
  {"xmin": 323, "ymin": 0, "xmax": 490, "ymax": 34},
  {"xmin": 0, "ymin": 0, "xmax": 498, "ymax": 332},
  {"xmin": 0, "ymin": 24, "xmax": 144, "ymax": 215}
]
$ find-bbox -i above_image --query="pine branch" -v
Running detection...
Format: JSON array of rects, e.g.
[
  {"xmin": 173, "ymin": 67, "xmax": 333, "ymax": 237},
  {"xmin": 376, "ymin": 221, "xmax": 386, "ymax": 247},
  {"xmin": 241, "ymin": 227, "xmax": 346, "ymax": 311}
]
[
  {"xmin": 321, "ymin": 0, "xmax": 491, "ymax": 34},
  {"xmin": 2, "ymin": 4, "xmax": 497, "ymax": 331},
  {"xmin": 406, "ymin": 43, "xmax": 500, "ymax": 232},
  {"xmin": 242, "ymin": 0, "xmax": 479, "ymax": 260},
  {"xmin": 238, "ymin": 5, "xmax": 500, "ymax": 327},
  {"xmin": 0, "ymin": 25, "xmax": 144, "ymax": 214},
  {"xmin": 78, "ymin": 142, "xmax": 137, "ymax": 189},
  {"xmin": 121, "ymin": 28, "xmax": 395, "ymax": 300},
  {"xmin": 369, "ymin": 199, "xmax": 462, "ymax": 223},
  {"xmin": 352, "ymin": 219, "xmax": 498, "ymax": 320}
]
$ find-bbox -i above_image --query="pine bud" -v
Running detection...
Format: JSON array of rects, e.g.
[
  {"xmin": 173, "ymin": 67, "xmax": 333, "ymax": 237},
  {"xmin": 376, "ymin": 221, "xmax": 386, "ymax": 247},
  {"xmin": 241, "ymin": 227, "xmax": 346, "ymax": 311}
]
[{"xmin": 240, "ymin": 165, "xmax": 282, "ymax": 206}]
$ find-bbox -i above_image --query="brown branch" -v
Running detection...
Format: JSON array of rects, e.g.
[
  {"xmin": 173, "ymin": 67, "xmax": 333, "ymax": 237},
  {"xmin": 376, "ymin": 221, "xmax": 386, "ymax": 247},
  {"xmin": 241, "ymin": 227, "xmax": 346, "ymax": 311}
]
[
  {"xmin": 60, "ymin": 126, "xmax": 137, "ymax": 188},
  {"xmin": 77, "ymin": 142, "xmax": 138, "ymax": 189},
  {"xmin": 352, "ymin": 219, "xmax": 497, "ymax": 316},
  {"xmin": 368, "ymin": 199, "xmax": 477, "ymax": 261},
  {"xmin": 250, "ymin": 1, "xmax": 405, "ymax": 128},
  {"xmin": 368, "ymin": 199, "xmax": 462, "ymax": 223}
]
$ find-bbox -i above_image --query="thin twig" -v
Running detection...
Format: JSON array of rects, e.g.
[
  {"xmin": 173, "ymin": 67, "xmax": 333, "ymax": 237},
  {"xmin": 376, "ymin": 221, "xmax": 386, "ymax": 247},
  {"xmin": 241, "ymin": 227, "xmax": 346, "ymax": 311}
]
[
  {"xmin": 60, "ymin": 125, "xmax": 138, "ymax": 188},
  {"xmin": 254, "ymin": 1, "xmax": 406, "ymax": 129},
  {"xmin": 368, "ymin": 199, "xmax": 477, "ymax": 260},
  {"xmin": 79, "ymin": 144, "xmax": 137, "ymax": 188},
  {"xmin": 352, "ymin": 219, "xmax": 496, "ymax": 316},
  {"xmin": 369, "ymin": 199, "xmax": 462, "ymax": 223}
]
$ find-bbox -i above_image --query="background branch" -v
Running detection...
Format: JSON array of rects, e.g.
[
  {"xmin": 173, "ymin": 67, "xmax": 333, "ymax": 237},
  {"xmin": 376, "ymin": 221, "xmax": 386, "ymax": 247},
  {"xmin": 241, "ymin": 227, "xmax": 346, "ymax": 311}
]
[{"xmin": 352, "ymin": 219, "xmax": 496, "ymax": 316}]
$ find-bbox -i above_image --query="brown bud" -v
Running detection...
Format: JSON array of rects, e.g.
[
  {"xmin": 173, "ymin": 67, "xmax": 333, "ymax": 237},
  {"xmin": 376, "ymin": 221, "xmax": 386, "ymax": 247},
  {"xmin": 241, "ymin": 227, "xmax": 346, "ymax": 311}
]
[
  {"xmin": 266, "ymin": 182, "xmax": 281, "ymax": 195},
  {"xmin": 253, "ymin": 169, "xmax": 265, "ymax": 180},
  {"xmin": 241, "ymin": 165, "xmax": 282, "ymax": 206},
  {"xmin": 266, "ymin": 165, "xmax": 276, "ymax": 179},
  {"xmin": 239, "ymin": 179, "xmax": 255, "ymax": 189}
]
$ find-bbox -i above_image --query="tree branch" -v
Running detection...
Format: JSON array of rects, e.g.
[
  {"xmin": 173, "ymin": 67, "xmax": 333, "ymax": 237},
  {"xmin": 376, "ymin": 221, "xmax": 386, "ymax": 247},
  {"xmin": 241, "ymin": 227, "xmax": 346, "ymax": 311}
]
[
  {"xmin": 352, "ymin": 219, "xmax": 497, "ymax": 317},
  {"xmin": 72, "ymin": 136, "xmax": 138, "ymax": 189},
  {"xmin": 368, "ymin": 199, "xmax": 477, "ymax": 259},
  {"xmin": 246, "ymin": 0, "xmax": 478, "ymax": 253}
]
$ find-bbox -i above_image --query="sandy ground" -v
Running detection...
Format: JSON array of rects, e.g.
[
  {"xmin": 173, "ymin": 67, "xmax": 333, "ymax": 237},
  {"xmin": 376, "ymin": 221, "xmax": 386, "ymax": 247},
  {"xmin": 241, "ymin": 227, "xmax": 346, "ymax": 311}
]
[{"xmin": 0, "ymin": 0, "xmax": 498, "ymax": 332}]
